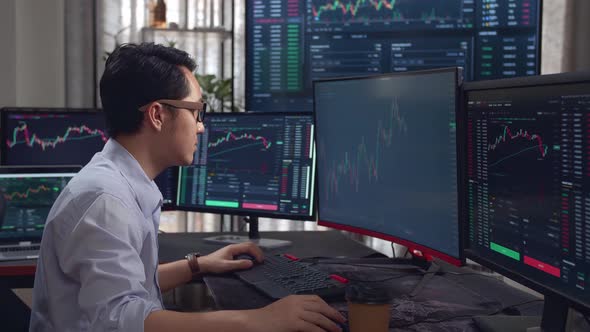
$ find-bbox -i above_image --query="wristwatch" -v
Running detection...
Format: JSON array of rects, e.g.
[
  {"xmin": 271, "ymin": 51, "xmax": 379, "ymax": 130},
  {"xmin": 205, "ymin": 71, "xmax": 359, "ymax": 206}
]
[{"xmin": 185, "ymin": 252, "xmax": 202, "ymax": 279}]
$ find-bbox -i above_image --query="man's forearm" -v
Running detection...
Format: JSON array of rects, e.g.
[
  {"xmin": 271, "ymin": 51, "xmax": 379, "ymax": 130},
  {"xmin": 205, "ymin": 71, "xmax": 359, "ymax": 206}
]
[{"xmin": 157, "ymin": 260, "xmax": 193, "ymax": 292}]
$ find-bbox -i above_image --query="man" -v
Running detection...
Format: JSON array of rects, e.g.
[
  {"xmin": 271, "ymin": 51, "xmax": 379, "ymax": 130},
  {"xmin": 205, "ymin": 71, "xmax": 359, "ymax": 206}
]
[{"xmin": 30, "ymin": 43, "xmax": 345, "ymax": 332}]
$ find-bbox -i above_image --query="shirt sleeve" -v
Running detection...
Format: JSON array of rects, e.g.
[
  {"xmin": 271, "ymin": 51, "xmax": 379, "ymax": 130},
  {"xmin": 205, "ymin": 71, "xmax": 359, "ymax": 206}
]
[{"xmin": 56, "ymin": 193, "xmax": 163, "ymax": 331}]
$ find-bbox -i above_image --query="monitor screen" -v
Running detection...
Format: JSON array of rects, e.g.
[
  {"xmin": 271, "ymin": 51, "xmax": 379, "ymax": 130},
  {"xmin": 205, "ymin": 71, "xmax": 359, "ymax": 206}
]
[
  {"xmin": 177, "ymin": 112, "xmax": 315, "ymax": 220},
  {"xmin": 465, "ymin": 73, "xmax": 590, "ymax": 313},
  {"xmin": 246, "ymin": 0, "xmax": 541, "ymax": 112},
  {"xmin": 0, "ymin": 167, "xmax": 79, "ymax": 240},
  {"xmin": 314, "ymin": 68, "xmax": 462, "ymax": 264},
  {"xmin": 155, "ymin": 167, "xmax": 178, "ymax": 210},
  {"xmin": 1, "ymin": 109, "xmax": 107, "ymax": 166}
]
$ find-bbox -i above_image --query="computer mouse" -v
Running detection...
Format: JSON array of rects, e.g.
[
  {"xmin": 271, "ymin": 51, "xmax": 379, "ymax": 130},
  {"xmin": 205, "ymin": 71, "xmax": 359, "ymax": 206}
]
[{"xmin": 234, "ymin": 253, "xmax": 256, "ymax": 262}]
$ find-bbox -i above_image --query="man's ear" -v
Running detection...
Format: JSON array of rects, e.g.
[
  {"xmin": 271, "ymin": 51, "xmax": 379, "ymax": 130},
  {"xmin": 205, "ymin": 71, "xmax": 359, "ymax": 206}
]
[{"xmin": 145, "ymin": 103, "xmax": 166, "ymax": 132}]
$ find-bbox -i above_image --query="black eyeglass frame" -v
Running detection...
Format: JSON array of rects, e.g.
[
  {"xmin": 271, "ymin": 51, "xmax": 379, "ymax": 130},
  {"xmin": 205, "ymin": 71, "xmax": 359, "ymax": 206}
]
[{"xmin": 140, "ymin": 99, "xmax": 206, "ymax": 122}]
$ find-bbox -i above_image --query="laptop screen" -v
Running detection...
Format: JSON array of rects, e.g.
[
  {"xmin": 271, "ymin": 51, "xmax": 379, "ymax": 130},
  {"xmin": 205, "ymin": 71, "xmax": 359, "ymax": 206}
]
[{"xmin": 0, "ymin": 168, "xmax": 78, "ymax": 241}]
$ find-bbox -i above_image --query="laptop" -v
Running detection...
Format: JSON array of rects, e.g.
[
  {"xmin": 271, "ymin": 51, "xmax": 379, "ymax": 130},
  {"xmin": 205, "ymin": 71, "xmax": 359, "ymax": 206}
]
[{"xmin": 0, "ymin": 166, "xmax": 80, "ymax": 261}]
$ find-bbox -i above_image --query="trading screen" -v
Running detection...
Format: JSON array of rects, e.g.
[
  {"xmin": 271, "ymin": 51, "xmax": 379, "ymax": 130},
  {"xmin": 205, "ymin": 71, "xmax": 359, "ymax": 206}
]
[
  {"xmin": 0, "ymin": 173, "xmax": 74, "ymax": 238},
  {"xmin": 177, "ymin": 113, "xmax": 315, "ymax": 218},
  {"xmin": 315, "ymin": 69, "xmax": 460, "ymax": 259},
  {"xmin": 155, "ymin": 167, "xmax": 178, "ymax": 208},
  {"xmin": 467, "ymin": 82, "xmax": 590, "ymax": 306},
  {"xmin": 2, "ymin": 111, "xmax": 107, "ymax": 166},
  {"xmin": 247, "ymin": 0, "xmax": 540, "ymax": 112}
]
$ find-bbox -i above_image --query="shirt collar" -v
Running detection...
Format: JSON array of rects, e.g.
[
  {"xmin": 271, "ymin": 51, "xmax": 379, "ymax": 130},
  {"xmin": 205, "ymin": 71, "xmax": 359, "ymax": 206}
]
[{"xmin": 102, "ymin": 139, "xmax": 163, "ymax": 219}]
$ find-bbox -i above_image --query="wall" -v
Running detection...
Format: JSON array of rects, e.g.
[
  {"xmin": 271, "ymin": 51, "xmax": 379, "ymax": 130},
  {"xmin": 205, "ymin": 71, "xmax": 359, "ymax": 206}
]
[
  {"xmin": 0, "ymin": 0, "xmax": 17, "ymax": 107},
  {"xmin": 0, "ymin": 0, "xmax": 65, "ymax": 108},
  {"xmin": 65, "ymin": 0, "xmax": 95, "ymax": 108},
  {"xmin": 541, "ymin": 1, "xmax": 568, "ymax": 74},
  {"xmin": 14, "ymin": 0, "xmax": 65, "ymax": 107},
  {"xmin": 571, "ymin": 0, "xmax": 590, "ymax": 71}
]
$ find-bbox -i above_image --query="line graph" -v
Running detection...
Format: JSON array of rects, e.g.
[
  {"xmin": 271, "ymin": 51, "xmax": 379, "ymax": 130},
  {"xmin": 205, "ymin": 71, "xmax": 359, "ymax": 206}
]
[
  {"xmin": 311, "ymin": 0, "xmax": 465, "ymax": 25},
  {"xmin": 3, "ymin": 185, "xmax": 53, "ymax": 201},
  {"xmin": 6, "ymin": 121, "xmax": 108, "ymax": 151},
  {"xmin": 488, "ymin": 125, "xmax": 549, "ymax": 163},
  {"xmin": 313, "ymin": 0, "xmax": 395, "ymax": 19},
  {"xmin": 0, "ymin": 177, "xmax": 70, "ymax": 229},
  {"xmin": 325, "ymin": 99, "xmax": 407, "ymax": 197},
  {"xmin": 205, "ymin": 127, "xmax": 279, "ymax": 174},
  {"xmin": 208, "ymin": 131, "xmax": 272, "ymax": 150},
  {"xmin": 208, "ymin": 142, "xmax": 274, "ymax": 158},
  {"xmin": 489, "ymin": 146, "xmax": 548, "ymax": 168}
]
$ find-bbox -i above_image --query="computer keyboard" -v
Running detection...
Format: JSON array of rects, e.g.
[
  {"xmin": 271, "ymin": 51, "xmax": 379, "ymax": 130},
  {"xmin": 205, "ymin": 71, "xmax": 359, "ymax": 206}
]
[
  {"xmin": 0, "ymin": 245, "xmax": 40, "ymax": 252},
  {"xmin": 234, "ymin": 253, "xmax": 347, "ymax": 300}
]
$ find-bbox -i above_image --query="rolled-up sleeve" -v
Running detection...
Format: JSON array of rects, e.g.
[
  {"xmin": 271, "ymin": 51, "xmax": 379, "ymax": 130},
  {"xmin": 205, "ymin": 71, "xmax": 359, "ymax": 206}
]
[{"xmin": 57, "ymin": 193, "xmax": 162, "ymax": 331}]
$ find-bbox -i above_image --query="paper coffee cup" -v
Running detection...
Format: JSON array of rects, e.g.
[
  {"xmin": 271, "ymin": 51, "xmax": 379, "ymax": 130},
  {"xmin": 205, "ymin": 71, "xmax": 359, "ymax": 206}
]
[{"xmin": 346, "ymin": 283, "xmax": 392, "ymax": 332}]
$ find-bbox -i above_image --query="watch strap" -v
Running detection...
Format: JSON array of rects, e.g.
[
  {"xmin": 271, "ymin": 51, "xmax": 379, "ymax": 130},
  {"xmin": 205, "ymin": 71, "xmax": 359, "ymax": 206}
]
[{"xmin": 185, "ymin": 252, "xmax": 201, "ymax": 279}]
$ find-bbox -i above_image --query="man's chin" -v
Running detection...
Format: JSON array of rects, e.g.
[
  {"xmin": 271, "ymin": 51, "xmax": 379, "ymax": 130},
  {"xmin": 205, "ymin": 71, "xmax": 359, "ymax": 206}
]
[{"xmin": 181, "ymin": 156, "xmax": 194, "ymax": 166}]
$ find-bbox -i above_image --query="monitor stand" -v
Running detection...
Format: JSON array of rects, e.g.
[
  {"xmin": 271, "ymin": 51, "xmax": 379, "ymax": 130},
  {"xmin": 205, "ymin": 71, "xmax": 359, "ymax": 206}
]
[
  {"xmin": 472, "ymin": 294, "xmax": 571, "ymax": 332},
  {"xmin": 203, "ymin": 216, "xmax": 292, "ymax": 249}
]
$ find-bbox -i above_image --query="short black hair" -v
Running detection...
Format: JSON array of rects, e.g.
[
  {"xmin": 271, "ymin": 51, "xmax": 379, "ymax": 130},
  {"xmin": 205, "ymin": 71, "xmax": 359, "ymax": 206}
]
[{"xmin": 100, "ymin": 42, "xmax": 197, "ymax": 137}]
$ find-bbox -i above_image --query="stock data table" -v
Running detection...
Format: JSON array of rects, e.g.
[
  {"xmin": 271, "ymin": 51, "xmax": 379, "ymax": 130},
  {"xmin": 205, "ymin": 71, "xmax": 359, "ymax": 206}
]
[{"xmin": 246, "ymin": 0, "xmax": 540, "ymax": 112}]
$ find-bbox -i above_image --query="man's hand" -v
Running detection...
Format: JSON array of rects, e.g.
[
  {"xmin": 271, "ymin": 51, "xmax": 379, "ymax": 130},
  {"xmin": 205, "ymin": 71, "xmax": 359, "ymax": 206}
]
[
  {"xmin": 246, "ymin": 295, "xmax": 347, "ymax": 332},
  {"xmin": 198, "ymin": 242, "xmax": 264, "ymax": 274}
]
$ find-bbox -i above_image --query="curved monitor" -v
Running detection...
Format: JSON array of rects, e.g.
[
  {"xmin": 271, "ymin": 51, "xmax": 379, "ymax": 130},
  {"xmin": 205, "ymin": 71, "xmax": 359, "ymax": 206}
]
[
  {"xmin": 1, "ymin": 108, "xmax": 107, "ymax": 167},
  {"xmin": 176, "ymin": 112, "xmax": 316, "ymax": 220},
  {"xmin": 314, "ymin": 68, "xmax": 463, "ymax": 265},
  {"xmin": 464, "ymin": 72, "xmax": 590, "ymax": 326}
]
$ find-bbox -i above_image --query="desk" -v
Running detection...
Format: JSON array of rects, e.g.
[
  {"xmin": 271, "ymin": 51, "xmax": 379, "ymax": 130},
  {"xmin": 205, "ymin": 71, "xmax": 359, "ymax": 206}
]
[
  {"xmin": 0, "ymin": 231, "xmax": 369, "ymax": 325},
  {"xmin": 198, "ymin": 232, "xmax": 544, "ymax": 331},
  {"xmin": 0, "ymin": 260, "xmax": 36, "ymax": 331},
  {"xmin": 0, "ymin": 231, "xmax": 546, "ymax": 331}
]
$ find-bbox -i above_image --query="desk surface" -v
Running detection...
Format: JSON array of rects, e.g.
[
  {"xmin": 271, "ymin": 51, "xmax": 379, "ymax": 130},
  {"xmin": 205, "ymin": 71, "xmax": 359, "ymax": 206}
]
[
  {"xmin": 0, "ymin": 230, "xmax": 547, "ymax": 331},
  {"xmin": 158, "ymin": 230, "xmax": 378, "ymax": 262},
  {"xmin": 200, "ymin": 233, "xmax": 545, "ymax": 331}
]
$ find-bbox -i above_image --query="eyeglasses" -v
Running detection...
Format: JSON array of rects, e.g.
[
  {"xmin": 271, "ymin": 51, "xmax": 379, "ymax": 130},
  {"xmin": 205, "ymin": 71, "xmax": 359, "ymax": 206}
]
[{"xmin": 139, "ymin": 99, "xmax": 206, "ymax": 122}]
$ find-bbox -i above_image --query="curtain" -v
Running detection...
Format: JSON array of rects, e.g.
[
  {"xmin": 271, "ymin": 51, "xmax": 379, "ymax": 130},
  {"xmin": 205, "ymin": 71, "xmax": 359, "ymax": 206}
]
[
  {"xmin": 542, "ymin": 0, "xmax": 590, "ymax": 74},
  {"xmin": 65, "ymin": 0, "xmax": 96, "ymax": 108},
  {"xmin": 564, "ymin": 0, "xmax": 590, "ymax": 71}
]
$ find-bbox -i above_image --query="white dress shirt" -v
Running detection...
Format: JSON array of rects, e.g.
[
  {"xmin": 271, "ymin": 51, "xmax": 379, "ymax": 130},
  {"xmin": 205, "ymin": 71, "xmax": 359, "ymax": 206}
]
[{"xmin": 30, "ymin": 139, "xmax": 164, "ymax": 331}]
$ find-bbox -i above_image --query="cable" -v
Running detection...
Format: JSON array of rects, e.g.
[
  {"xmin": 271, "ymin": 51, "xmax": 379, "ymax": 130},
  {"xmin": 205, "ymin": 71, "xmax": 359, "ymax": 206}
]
[{"xmin": 402, "ymin": 247, "xmax": 410, "ymax": 258}]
